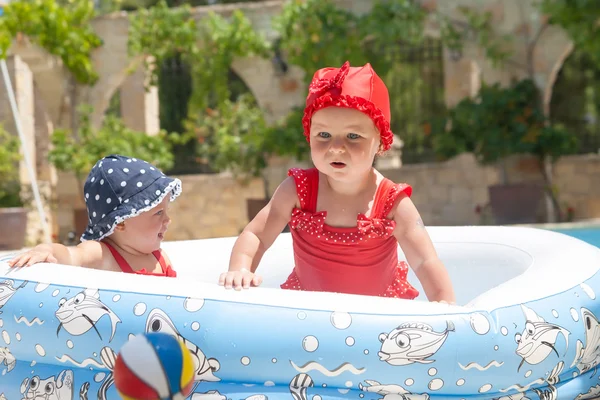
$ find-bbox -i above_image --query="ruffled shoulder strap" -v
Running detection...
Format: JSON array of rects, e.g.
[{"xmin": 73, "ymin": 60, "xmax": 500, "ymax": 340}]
[
  {"xmin": 372, "ymin": 179, "xmax": 412, "ymax": 219},
  {"xmin": 288, "ymin": 168, "xmax": 319, "ymax": 212}
]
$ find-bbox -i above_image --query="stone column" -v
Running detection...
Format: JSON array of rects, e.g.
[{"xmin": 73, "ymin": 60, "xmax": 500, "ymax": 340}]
[
  {"xmin": 119, "ymin": 64, "xmax": 160, "ymax": 135},
  {"xmin": 442, "ymin": 49, "xmax": 482, "ymax": 108},
  {"xmin": 0, "ymin": 55, "xmax": 51, "ymax": 245}
]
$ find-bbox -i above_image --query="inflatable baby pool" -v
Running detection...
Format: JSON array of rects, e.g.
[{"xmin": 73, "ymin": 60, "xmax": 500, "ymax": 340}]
[{"xmin": 1, "ymin": 226, "xmax": 600, "ymax": 400}]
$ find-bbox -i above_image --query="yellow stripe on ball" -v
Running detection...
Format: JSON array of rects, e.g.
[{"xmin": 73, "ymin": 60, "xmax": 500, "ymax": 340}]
[
  {"xmin": 178, "ymin": 339, "xmax": 195, "ymax": 389},
  {"xmin": 118, "ymin": 392, "xmax": 141, "ymax": 400}
]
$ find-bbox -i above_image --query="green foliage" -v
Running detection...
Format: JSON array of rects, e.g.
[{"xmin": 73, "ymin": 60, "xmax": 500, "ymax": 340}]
[
  {"xmin": 273, "ymin": 0, "xmax": 365, "ymax": 82},
  {"xmin": 196, "ymin": 94, "xmax": 269, "ymax": 180},
  {"xmin": 128, "ymin": 0, "xmax": 271, "ymax": 176},
  {"xmin": 48, "ymin": 105, "xmax": 178, "ymax": 187},
  {"xmin": 118, "ymin": 0, "xmax": 265, "ymax": 12},
  {"xmin": 549, "ymin": 48, "xmax": 600, "ymax": 154},
  {"xmin": 196, "ymin": 95, "xmax": 310, "ymax": 191},
  {"xmin": 266, "ymin": 107, "xmax": 310, "ymax": 163},
  {"xmin": 128, "ymin": 1, "xmax": 198, "ymax": 85},
  {"xmin": 128, "ymin": 0, "xmax": 269, "ymax": 112},
  {"xmin": 539, "ymin": 0, "xmax": 600, "ymax": 66},
  {"xmin": 0, "ymin": 126, "xmax": 23, "ymax": 208},
  {"xmin": 129, "ymin": 0, "xmax": 517, "ymax": 178},
  {"xmin": 430, "ymin": 79, "xmax": 578, "ymax": 166},
  {"xmin": 275, "ymin": 0, "xmax": 513, "ymax": 83},
  {"xmin": 0, "ymin": 0, "xmax": 102, "ymax": 84}
]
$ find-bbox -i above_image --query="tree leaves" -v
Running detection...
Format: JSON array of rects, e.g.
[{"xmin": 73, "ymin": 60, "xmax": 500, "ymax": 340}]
[{"xmin": 0, "ymin": 0, "xmax": 102, "ymax": 84}]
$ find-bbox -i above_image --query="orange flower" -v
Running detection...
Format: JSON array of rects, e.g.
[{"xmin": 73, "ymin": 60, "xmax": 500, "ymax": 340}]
[{"xmin": 422, "ymin": 122, "xmax": 432, "ymax": 136}]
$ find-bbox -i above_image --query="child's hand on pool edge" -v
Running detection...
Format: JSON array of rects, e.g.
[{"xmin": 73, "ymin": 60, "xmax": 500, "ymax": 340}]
[
  {"xmin": 8, "ymin": 245, "xmax": 58, "ymax": 268},
  {"xmin": 219, "ymin": 268, "xmax": 263, "ymax": 290}
]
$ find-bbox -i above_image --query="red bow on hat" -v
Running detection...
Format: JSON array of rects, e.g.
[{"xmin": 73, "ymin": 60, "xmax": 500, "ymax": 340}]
[{"xmin": 306, "ymin": 61, "xmax": 350, "ymax": 106}]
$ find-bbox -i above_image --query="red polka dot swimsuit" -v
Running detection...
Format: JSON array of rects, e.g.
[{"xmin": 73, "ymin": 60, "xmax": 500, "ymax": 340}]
[{"xmin": 281, "ymin": 168, "xmax": 419, "ymax": 299}]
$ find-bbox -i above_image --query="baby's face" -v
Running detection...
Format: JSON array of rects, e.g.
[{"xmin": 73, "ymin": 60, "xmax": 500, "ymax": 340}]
[
  {"xmin": 309, "ymin": 107, "xmax": 380, "ymax": 180},
  {"xmin": 119, "ymin": 195, "xmax": 172, "ymax": 253}
]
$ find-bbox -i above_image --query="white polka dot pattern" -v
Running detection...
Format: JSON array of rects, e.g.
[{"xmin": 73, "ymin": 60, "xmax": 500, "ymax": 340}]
[{"xmin": 282, "ymin": 168, "xmax": 418, "ymax": 299}]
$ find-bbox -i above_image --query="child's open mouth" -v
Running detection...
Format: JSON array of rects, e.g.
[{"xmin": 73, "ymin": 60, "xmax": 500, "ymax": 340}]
[{"xmin": 330, "ymin": 162, "xmax": 346, "ymax": 169}]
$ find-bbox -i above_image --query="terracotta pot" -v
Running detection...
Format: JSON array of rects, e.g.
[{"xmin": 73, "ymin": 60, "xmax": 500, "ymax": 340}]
[
  {"xmin": 488, "ymin": 183, "xmax": 545, "ymax": 225},
  {"xmin": 0, "ymin": 207, "xmax": 28, "ymax": 250}
]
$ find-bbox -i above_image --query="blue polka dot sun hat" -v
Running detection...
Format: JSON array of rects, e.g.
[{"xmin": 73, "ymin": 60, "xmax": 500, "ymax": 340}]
[{"xmin": 80, "ymin": 154, "xmax": 182, "ymax": 242}]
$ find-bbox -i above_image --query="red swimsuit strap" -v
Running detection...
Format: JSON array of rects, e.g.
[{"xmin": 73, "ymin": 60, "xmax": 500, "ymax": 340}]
[
  {"xmin": 370, "ymin": 178, "xmax": 395, "ymax": 219},
  {"xmin": 103, "ymin": 241, "xmax": 172, "ymax": 276},
  {"xmin": 305, "ymin": 168, "xmax": 320, "ymax": 213}
]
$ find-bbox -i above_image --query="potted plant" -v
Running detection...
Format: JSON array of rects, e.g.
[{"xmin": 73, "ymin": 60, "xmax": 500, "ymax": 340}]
[
  {"xmin": 0, "ymin": 125, "xmax": 28, "ymax": 250},
  {"xmin": 48, "ymin": 104, "xmax": 179, "ymax": 238},
  {"xmin": 430, "ymin": 79, "xmax": 578, "ymax": 224},
  {"xmin": 195, "ymin": 95, "xmax": 310, "ymax": 222}
]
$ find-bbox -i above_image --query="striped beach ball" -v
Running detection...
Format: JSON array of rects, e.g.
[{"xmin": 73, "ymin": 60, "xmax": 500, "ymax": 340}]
[{"xmin": 114, "ymin": 332, "xmax": 195, "ymax": 400}]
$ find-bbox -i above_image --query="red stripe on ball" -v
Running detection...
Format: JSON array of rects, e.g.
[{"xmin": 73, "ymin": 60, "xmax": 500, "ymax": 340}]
[
  {"xmin": 114, "ymin": 352, "xmax": 160, "ymax": 400},
  {"xmin": 181, "ymin": 378, "xmax": 195, "ymax": 398}
]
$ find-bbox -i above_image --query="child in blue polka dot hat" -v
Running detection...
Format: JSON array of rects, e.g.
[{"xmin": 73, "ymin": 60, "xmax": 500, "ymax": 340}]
[{"xmin": 8, "ymin": 154, "xmax": 182, "ymax": 277}]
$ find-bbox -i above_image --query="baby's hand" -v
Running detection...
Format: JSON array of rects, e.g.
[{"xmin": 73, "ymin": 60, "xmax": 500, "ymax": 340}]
[
  {"xmin": 218, "ymin": 269, "xmax": 262, "ymax": 290},
  {"xmin": 8, "ymin": 249, "xmax": 57, "ymax": 268}
]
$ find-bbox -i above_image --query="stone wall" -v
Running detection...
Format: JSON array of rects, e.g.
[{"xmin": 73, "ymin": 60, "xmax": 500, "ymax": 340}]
[
  {"xmin": 157, "ymin": 153, "xmax": 600, "ymax": 242},
  {"xmin": 2, "ymin": 0, "xmax": 595, "ymax": 246},
  {"xmin": 384, "ymin": 153, "xmax": 600, "ymax": 226},
  {"xmin": 165, "ymin": 173, "xmax": 264, "ymax": 241}
]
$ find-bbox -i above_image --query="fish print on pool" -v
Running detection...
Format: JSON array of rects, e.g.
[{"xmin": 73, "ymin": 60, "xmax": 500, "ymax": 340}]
[
  {"xmin": 55, "ymin": 289, "xmax": 121, "ymax": 342},
  {"xmin": 1, "ymin": 272, "xmax": 600, "ymax": 400}
]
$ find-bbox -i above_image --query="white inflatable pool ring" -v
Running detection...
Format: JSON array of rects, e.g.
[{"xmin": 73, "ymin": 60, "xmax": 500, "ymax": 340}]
[{"xmin": 0, "ymin": 226, "xmax": 599, "ymax": 400}]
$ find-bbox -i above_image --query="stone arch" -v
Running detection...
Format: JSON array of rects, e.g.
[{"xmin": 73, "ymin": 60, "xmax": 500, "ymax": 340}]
[
  {"xmin": 542, "ymin": 42, "xmax": 574, "ymax": 118},
  {"xmin": 84, "ymin": 13, "xmax": 145, "ymax": 130},
  {"xmin": 231, "ymin": 56, "xmax": 305, "ymax": 124},
  {"xmin": 7, "ymin": 41, "xmax": 69, "ymax": 129},
  {"xmin": 529, "ymin": 25, "xmax": 574, "ymax": 117}
]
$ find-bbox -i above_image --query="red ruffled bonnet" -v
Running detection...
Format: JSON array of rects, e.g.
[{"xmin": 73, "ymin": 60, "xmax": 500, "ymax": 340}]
[{"xmin": 302, "ymin": 61, "xmax": 394, "ymax": 152}]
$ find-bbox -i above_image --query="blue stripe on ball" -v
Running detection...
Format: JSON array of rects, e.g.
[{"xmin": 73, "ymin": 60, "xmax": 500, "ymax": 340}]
[{"xmin": 145, "ymin": 332, "xmax": 184, "ymax": 396}]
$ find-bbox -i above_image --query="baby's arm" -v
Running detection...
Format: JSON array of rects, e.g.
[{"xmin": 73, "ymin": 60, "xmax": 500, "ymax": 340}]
[
  {"xmin": 392, "ymin": 194, "xmax": 456, "ymax": 304},
  {"xmin": 8, "ymin": 241, "xmax": 107, "ymax": 270},
  {"xmin": 220, "ymin": 176, "xmax": 298, "ymax": 290}
]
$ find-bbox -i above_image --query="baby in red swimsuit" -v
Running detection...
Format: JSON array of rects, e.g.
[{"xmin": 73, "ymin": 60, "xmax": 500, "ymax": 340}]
[
  {"xmin": 8, "ymin": 154, "xmax": 179, "ymax": 277},
  {"xmin": 220, "ymin": 61, "xmax": 455, "ymax": 303}
]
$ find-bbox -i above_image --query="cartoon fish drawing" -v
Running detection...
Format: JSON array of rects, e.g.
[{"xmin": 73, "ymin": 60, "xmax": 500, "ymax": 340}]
[
  {"xmin": 0, "ymin": 346, "xmax": 15, "ymax": 372},
  {"xmin": 289, "ymin": 373, "xmax": 313, "ymax": 400},
  {"xmin": 492, "ymin": 394, "xmax": 530, "ymax": 400},
  {"xmin": 20, "ymin": 369, "xmax": 74, "ymax": 400},
  {"xmin": 515, "ymin": 305, "xmax": 570, "ymax": 372},
  {"xmin": 190, "ymin": 391, "xmax": 227, "ymax": 400},
  {"xmin": 573, "ymin": 308, "xmax": 600, "ymax": 377},
  {"xmin": 79, "ymin": 382, "xmax": 90, "ymax": 400},
  {"xmin": 244, "ymin": 395, "xmax": 268, "ymax": 400},
  {"xmin": 55, "ymin": 289, "xmax": 121, "ymax": 342},
  {"xmin": 532, "ymin": 386, "xmax": 557, "ymax": 400},
  {"xmin": 359, "ymin": 380, "xmax": 430, "ymax": 400},
  {"xmin": 0, "ymin": 279, "xmax": 27, "ymax": 314},
  {"xmin": 145, "ymin": 308, "xmax": 221, "ymax": 390},
  {"xmin": 531, "ymin": 361, "xmax": 563, "ymax": 400},
  {"xmin": 378, "ymin": 320, "xmax": 455, "ymax": 366},
  {"xmin": 96, "ymin": 346, "xmax": 117, "ymax": 400},
  {"xmin": 575, "ymin": 384, "xmax": 600, "ymax": 400},
  {"xmin": 545, "ymin": 361, "xmax": 563, "ymax": 386}
]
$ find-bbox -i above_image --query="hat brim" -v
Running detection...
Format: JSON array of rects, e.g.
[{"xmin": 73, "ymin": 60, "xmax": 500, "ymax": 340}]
[{"xmin": 80, "ymin": 176, "xmax": 182, "ymax": 242}]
